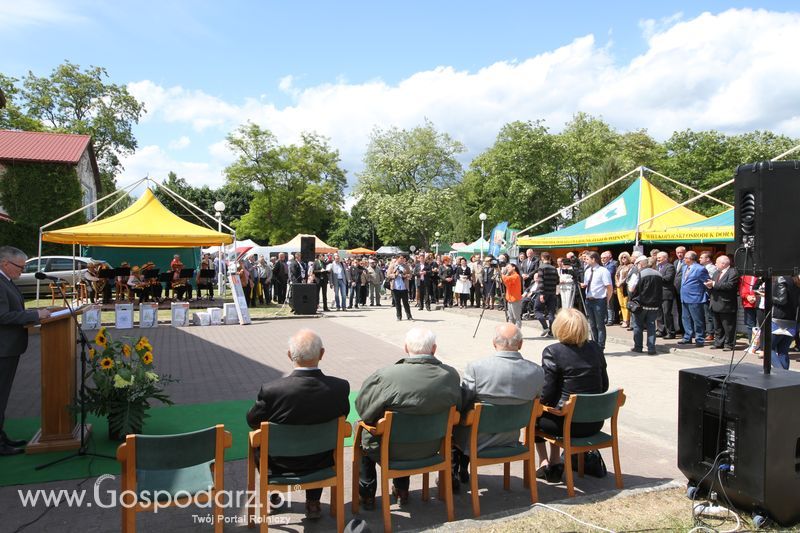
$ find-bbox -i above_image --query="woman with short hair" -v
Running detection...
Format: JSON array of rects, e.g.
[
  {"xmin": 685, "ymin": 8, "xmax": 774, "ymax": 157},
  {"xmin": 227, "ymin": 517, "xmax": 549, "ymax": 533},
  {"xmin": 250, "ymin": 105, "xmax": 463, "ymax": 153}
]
[
  {"xmin": 535, "ymin": 308, "xmax": 609, "ymax": 482},
  {"xmin": 615, "ymin": 252, "xmax": 633, "ymax": 328}
]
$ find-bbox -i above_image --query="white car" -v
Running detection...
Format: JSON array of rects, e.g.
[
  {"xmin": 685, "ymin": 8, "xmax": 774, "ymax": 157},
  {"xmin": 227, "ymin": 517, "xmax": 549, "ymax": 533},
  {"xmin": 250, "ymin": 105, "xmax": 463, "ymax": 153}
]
[{"xmin": 14, "ymin": 256, "xmax": 103, "ymax": 299}]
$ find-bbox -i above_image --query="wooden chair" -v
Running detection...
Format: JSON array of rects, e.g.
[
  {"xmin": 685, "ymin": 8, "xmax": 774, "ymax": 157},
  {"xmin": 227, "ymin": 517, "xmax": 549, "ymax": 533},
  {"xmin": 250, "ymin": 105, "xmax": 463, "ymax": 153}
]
[
  {"xmin": 246, "ymin": 416, "xmax": 351, "ymax": 532},
  {"xmin": 49, "ymin": 282, "xmax": 73, "ymax": 306},
  {"xmin": 74, "ymin": 282, "xmax": 89, "ymax": 305},
  {"xmin": 351, "ymin": 406, "xmax": 459, "ymax": 533},
  {"xmin": 537, "ymin": 389, "xmax": 626, "ymax": 497},
  {"xmin": 116, "ymin": 424, "xmax": 232, "ymax": 532},
  {"xmin": 460, "ymin": 399, "xmax": 543, "ymax": 517}
]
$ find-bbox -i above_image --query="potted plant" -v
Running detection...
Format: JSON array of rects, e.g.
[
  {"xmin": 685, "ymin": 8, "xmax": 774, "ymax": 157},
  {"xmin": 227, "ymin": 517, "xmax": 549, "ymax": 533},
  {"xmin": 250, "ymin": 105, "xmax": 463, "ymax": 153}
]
[{"xmin": 80, "ymin": 327, "xmax": 176, "ymax": 440}]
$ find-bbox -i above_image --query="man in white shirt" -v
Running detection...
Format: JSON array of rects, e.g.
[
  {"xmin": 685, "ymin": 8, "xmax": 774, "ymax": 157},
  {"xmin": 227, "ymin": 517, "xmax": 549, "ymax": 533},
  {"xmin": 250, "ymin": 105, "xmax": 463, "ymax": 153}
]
[
  {"xmin": 326, "ymin": 255, "xmax": 349, "ymax": 311},
  {"xmin": 579, "ymin": 251, "xmax": 613, "ymax": 350}
]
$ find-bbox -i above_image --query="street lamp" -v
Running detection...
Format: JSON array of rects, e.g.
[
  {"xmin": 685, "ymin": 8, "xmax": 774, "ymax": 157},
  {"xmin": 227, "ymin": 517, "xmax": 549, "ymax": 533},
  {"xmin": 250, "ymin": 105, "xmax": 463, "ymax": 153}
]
[
  {"xmin": 479, "ymin": 212, "xmax": 487, "ymax": 260},
  {"xmin": 360, "ymin": 216, "xmax": 375, "ymax": 250},
  {"xmin": 214, "ymin": 201, "xmax": 226, "ymax": 297},
  {"xmin": 434, "ymin": 231, "xmax": 440, "ymax": 256}
]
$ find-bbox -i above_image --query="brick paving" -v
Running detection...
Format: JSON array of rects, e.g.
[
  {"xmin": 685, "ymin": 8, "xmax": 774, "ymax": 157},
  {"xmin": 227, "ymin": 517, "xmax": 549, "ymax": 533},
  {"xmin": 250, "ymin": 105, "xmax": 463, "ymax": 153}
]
[{"xmin": 3, "ymin": 301, "xmax": 795, "ymax": 532}]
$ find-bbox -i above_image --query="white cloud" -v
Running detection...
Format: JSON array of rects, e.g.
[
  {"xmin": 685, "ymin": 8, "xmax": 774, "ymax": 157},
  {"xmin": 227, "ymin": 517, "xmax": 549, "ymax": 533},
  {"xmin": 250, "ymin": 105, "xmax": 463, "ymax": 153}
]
[
  {"xmin": 118, "ymin": 145, "xmax": 226, "ymax": 189},
  {"xmin": 168, "ymin": 136, "xmax": 191, "ymax": 150},
  {"xmin": 0, "ymin": 0, "xmax": 88, "ymax": 29},
  {"xmin": 124, "ymin": 8, "xmax": 800, "ymax": 188}
]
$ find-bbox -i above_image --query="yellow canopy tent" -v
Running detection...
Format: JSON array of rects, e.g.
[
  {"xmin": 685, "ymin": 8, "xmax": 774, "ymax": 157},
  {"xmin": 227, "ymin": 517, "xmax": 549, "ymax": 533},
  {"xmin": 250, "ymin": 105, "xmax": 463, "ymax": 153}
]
[
  {"xmin": 42, "ymin": 188, "xmax": 234, "ymax": 247},
  {"xmin": 517, "ymin": 177, "xmax": 707, "ymax": 248}
]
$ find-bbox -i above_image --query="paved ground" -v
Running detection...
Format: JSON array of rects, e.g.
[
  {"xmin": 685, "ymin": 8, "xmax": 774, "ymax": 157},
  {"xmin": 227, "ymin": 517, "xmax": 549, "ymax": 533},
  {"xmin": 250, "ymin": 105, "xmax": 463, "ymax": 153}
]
[{"xmin": 3, "ymin": 297, "xmax": 796, "ymax": 532}]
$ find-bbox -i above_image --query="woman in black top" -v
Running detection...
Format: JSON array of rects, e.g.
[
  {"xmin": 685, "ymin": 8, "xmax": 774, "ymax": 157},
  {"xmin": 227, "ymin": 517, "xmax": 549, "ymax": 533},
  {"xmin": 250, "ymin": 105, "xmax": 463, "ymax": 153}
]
[{"xmin": 535, "ymin": 308, "xmax": 609, "ymax": 482}]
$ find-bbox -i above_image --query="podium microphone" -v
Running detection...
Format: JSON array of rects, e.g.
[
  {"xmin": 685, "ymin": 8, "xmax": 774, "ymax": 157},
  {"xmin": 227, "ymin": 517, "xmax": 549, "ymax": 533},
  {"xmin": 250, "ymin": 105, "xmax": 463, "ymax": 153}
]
[{"xmin": 34, "ymin": 272, "xmax": 66, "ymax": 283}]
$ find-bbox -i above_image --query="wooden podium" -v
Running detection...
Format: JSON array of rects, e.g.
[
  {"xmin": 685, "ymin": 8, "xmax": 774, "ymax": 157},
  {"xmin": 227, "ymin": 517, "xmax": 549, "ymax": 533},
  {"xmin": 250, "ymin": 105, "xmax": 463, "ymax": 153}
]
[{"xmin": 26, "ymin": 308, "xmax": 89, "ymax": 454}]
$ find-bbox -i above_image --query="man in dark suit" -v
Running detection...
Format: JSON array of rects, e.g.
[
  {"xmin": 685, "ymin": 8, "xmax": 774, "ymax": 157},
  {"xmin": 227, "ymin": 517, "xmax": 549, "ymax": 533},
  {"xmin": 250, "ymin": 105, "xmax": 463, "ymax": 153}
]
[
  {"xmin": 272, "ymin": 252, "xmax": 289, "ymax": 303},
  {"xmin": 0, "ymin": 246, "xmax": 49, "ymax": 456},
  {"xmin": 655, "ymin": 251, "xmax": 677, "ymax": 338},
  {"xmin": 673, "ymin": 246, "xmax": 687, "ymax": 334},
  {"xmin": 520, "ymin": 249, "xmax": 539, "ymax": 290},
  {"xmin": 706, "ymin": 255, "xmax": 740, "ymax": 351},
  {"xmin": 246, "ymin": 329, "xmax": 350, "ymax": 519}
]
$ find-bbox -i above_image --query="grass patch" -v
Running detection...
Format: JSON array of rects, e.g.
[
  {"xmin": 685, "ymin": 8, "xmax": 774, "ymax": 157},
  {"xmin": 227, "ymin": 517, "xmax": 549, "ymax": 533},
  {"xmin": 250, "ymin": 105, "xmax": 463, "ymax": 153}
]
[{"xmin": 473, "ymin": 486, "xmax": 772, "ymax": 532}]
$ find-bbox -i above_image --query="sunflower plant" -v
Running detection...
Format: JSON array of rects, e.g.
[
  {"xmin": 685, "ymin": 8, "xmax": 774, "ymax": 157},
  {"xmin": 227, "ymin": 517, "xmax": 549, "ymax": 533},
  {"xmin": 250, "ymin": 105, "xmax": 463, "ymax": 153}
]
[{"xmin": 79, "ymin": 327, "xmax": 176, "ymax": 438}]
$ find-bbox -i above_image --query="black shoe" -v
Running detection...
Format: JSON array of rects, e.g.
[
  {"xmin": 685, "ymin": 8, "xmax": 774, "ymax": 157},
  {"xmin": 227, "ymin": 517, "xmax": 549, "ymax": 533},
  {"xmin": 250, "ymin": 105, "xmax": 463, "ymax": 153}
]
[
  {"xmin": 631, "ymin": 347, "xmax": 643, "ymax": 353},
  {"xmin": 391, "ymin": 486, "xmax": 409, "ymax": 505},
  {"xmin": 655, "ymin": 331, "xmax": 664, "ymax": 337},
  {"xmin": 0, "ymin": 443, "xmax": 24, "ymax": 456},
  {"xmin": 1, "ymin": 434, "xmax": 26, "ymax": 448},
  {"xmin": 406, "ymin": 315, "xmax": 413, "ymax": 321},
  {"xmin": 323, "ymin": 307, "xmax": 330, "ymax": 312},
  {"xmin": 305, "ymin": 501, "xmax": 322, "ymax": 520},
  {"xmin": 665, "ymin": 334, "xmax": 676, "ymax": 339},
  {"xmin": 677, "ymin": 339, "xmax": 692, "ymax": 345},
  {"xmin": 540, "ymin": 329, "xmax": 550, "ymax": 337},
  {"xmin": 545, "ymin": 463, "xmax": 564, "ymax": 483},
  {"xmin": 709, "ymin": 345, "xmax": 720, "ymax": 350},
  {"xmin": 647, "ymin": 350, "xmax": 658, "ymax": 355},
  {"xmin": 536, "ymin": 465, "xmax": 549, "ymax": 479}
]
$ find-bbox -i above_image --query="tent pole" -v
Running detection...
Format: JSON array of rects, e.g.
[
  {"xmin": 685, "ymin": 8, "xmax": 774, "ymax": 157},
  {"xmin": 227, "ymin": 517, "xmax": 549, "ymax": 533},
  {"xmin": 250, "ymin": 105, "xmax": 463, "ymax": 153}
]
[
  {"xmin": 644, "ymin": 167, "xmax": 733, "ymax": 208},
  {"xmin": 155, "ymin": 184, "xmax": 218, "ymax": 230},
  {"xmin": 771, "ymin": 143, "xmax": 800, "ymax": 161},
  {"xmin": 516, "ymin": 167, "xmax": 640, "ymax": 238},
  {"xmin": 150, "ymin": 178, "xmax": 235, "ymax": 233},
  {"xmin": 35, "ymin": 229, "xmax": 43, "ymax": 305},
  {"xmin": 41, "ymin": 176, "xmax": 147, "ymax": 231},
  {"xmin": 91, "ymin": 178, "xmax": 145, "ymax": 221}
]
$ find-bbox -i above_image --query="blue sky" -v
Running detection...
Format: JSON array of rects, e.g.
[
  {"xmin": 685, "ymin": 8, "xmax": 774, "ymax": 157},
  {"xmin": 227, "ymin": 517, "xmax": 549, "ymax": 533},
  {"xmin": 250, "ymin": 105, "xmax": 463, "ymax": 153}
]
[{"xmin": 3, "ymin": 1, "xmax": 799, "ymax": 196}]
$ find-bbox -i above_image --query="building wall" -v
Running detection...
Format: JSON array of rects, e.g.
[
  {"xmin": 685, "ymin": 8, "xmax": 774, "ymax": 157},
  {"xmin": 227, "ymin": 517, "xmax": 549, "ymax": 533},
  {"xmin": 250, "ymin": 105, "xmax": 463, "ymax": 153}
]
[{"xmin": 0, "ymin": 162, "xmax": 7, "ymax": 215}]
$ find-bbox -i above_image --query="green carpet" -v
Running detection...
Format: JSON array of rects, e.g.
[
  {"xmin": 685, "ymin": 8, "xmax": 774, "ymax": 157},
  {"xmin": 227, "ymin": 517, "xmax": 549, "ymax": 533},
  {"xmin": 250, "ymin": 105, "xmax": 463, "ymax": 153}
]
[{"xmin": 1, "ymin": 392, "xmax": 359, "ymax": 487}]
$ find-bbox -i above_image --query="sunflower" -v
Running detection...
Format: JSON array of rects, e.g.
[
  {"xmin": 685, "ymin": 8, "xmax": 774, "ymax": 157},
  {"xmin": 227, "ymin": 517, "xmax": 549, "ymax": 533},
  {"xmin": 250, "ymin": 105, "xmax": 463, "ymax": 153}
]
[
  {"xmin": 142, "ymin": 352, "xmax": 153, "ymax": 365},
  {"xmin": 122, "ymin": 344, "xmax": 131, "ymax": 358},
  {"xmin": 95, "ymin": 331, "xmax": 108, "ymax": 348},
  {"xmin": 88, "ymin": 348, "xmax": 96, "ymax": 360},
  {"xmin": 100, "ymin": 357, "xmax": 114, "ymax": 370}
]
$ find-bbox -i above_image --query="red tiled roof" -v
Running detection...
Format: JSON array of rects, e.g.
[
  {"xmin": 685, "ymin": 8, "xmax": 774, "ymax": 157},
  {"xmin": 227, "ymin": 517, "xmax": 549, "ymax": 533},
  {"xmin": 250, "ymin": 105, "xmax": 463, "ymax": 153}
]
[
  {"xmin": 0, "ymin": 130, "xmax": 91, "ymax": 164},
  {"xmin": 0, "ymin": 213, "xmax": 12, "ymax": 223}
]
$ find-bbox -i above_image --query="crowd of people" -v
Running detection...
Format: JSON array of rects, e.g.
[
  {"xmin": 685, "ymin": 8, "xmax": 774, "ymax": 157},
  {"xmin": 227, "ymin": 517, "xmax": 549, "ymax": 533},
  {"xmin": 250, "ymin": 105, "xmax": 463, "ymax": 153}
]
[{"xmin": 246, "ymin": 313, "xmax": 608, "ymax": 519}]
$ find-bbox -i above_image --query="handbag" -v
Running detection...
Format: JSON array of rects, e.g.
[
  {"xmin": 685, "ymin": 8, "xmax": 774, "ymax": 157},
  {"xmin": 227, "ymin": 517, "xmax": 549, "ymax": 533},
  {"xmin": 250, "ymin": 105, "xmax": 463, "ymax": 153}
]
[
  {"xmin": 564, "ymin": 450, "xmax": 607, "ymax": 478},
  {"xmin": 626, "ymin": 299, "xmax": 642, "ymax": 314}
]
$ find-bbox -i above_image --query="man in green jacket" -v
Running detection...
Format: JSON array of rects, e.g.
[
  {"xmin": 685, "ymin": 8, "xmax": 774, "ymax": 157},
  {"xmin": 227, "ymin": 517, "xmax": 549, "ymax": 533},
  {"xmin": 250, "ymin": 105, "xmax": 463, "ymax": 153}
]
[{"xmin": 355, "ymin": 327, "xmax": 461, "ymax": 508}]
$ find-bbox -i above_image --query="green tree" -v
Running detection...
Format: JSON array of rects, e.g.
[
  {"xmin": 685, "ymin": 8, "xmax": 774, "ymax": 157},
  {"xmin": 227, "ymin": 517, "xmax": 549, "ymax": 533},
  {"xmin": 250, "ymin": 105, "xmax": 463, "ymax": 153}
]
[
  {"xmin": 326, "ymin": 199, "xmax": 379, "ymax": 250},
  {"xmin": 0, "ymin": 74, "xmax": 43, "ymax": 131},
  {"xmin": 558, "ymin": 112, "xmax": 621, "ymax": 214},
  {"xmin": 356, "ymin": 121, "xmax": 465, "ymax": 248},
  {"xmin": 225, "ymin": 123, "xmax": 346, "ymax": 243},
  {"xmin": 459, "ymin": 120, "xmax": 570, "ymax": 239}
]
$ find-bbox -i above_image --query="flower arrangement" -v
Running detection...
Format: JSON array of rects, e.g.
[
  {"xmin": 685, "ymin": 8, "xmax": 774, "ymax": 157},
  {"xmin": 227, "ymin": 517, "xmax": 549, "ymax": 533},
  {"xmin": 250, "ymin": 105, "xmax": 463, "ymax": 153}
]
[{"xmin": 80, "ymin": 327, "xmax": 175, "ymax": 439}]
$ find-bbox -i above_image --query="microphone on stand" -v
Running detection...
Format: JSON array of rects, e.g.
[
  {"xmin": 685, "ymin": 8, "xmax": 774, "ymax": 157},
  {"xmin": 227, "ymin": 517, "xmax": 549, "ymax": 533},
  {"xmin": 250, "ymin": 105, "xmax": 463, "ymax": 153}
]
[{"xmin": 34, "ymin": 272, "xmax": 66, "ymax": 283}]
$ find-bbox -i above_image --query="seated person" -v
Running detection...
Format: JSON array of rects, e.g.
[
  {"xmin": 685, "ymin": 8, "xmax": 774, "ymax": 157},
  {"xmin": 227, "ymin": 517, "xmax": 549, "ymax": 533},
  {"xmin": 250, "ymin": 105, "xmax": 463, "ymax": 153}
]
[
  {"xmin": 170, "ymin": 261, "xmax": 193, "ymax": 301},
  {"xmin": 521, "ymin": 272, "xmax": 541, "ymax": 318},
  {"xmin": 246, "ymin": 330, "xmax": 350, "ymax": 520},
  {"xmin": 126, "ymin": 266, "xmax": 147, "ymax": 302},
  {"xmin": 535, "ymin": 308, "xmax": 609, "ymax": 483},
  {"xmin": 141, "ymin": 261, "xmax": 161, "ymax": 302},
  {"xmin": 355, "ymin": 327, "xmax": 461, "ymax": 508},
  {"xmin": 454, "ymin": 323, "xmax": 544, "ymax": 487}
]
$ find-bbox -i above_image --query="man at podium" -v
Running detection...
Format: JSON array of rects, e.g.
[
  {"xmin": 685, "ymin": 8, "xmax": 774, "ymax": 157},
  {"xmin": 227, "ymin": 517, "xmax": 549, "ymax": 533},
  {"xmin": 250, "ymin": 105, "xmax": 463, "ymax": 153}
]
[{"xmin": 0, "ymin": 246, "xmax": 50, "ymax": 456}]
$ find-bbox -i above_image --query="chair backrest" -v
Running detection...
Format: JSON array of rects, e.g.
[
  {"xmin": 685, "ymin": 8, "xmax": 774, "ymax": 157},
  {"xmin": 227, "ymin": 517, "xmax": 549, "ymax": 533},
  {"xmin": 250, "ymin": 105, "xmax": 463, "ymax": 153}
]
[
  {"xmin": 476, "ymin": 401, "xmax": 533, "ymax": 434},
  {"xmin": 266, "ymin": 418, "xmax": 339, "ymax": 457},
  {"xmin": 570, "ymin": 390, "xmax": 621, "ymax": 424},
  {"xmin": 135, "ymin": 426, "xmax": 218, "ymax": 470},
  {"xmin": 388, "ymin": 410, "xmax": 450, "ymax": 444}
]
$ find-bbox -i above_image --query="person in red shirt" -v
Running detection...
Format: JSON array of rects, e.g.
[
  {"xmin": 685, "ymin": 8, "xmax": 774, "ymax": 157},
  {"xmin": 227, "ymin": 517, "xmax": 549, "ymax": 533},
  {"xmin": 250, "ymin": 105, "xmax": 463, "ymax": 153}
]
[
  {"xmin": 739, "ymin": 274, "xmax": 759, "ymax": 339},
  {"xmin": 501, "ymin": 263, "xmax": 523, "ymax": 328}
]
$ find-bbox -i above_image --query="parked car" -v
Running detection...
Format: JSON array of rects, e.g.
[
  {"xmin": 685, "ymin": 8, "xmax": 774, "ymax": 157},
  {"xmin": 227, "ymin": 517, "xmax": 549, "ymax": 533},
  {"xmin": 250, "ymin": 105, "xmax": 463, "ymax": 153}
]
[{"xmin": 14, "ymin": 256, "xmax": 104, "ymax": 299}]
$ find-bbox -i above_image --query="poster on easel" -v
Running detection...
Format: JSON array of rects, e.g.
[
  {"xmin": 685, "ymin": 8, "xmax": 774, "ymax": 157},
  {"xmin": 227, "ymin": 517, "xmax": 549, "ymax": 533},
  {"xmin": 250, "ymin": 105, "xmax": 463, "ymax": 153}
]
[
  {"xmin": 115, "ymin": 303, "xmax": 134, "ymax": 329},
  {"xmin": 227, "ymin": 274, "xmax": 252, "ymax": 325},
  {"xmin": 139, "ymin": 302, "xmax": 159, "ymax": 329},
  {"xmin": 171, "ymin": 302, "xmax": 190, "ymax": 327},
  {"xmin": 81, "ymin": 304, "xmax": 102, "ymax": 330}
]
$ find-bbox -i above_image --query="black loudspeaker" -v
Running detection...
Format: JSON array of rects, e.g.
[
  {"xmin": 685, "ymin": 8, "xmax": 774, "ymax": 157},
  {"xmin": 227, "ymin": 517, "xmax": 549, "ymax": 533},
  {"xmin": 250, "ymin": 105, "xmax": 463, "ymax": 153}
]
[
  {"xmin": 300, "ymin": 236, "xmax": 315, "ymax": 263},
  {"xmin": 678, "ymin": 363, "xmax": 800, "ymax": 525},
  {"xmin": 290, "ymin": 283, "xmax": 318, "ymax": 315},
  {"xmin": 734, "ymin": 160, "xmax": 800, "ymax": 275}
]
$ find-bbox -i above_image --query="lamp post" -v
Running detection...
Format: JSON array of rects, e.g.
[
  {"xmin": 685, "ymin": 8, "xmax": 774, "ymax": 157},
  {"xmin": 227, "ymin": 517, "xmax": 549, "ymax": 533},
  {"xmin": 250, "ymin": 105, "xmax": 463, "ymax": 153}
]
[
  {"xmin": 479, "ymin": 212, "xmax": 487, "ymax": 260},
  {"xmin": 434, "ymin": 231, "xmax": 440, "ymax": 256},
  {"xmin": 214, "ymin": 201, "xmax": 226, "ymax": 297},
  {"xmin": 360, "ymin": 216, "xmax": 375, "ymax": 250}
]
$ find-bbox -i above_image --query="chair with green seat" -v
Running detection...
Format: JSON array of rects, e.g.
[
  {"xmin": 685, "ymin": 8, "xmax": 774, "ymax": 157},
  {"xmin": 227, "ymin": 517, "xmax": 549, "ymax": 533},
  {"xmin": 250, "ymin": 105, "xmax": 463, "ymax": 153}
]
[
  {"xmin": 351, "ymin": 406, "xmax": 459, "ymax": 533},
  {"xmin": 246, "ymin": 416, "xmax": 352, "ymax": 533},
  {"xmin": 538, "ymin": 389, "xmax": 626, "ymax": 497},
  {"xmin": 116, "ymin": 424, "xmax": 233, "ymax": 533},
  {"xmin": 460, "ymin": 398, "xmax": 543, "ymax": 517}
]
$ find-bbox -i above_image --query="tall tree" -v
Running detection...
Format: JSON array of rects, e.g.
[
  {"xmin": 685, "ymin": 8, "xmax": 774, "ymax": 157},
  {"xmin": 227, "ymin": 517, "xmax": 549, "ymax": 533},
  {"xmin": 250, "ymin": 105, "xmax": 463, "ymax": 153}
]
[
  {"xmin": 225, "ymin": 123, "xmax": 346, "ymax": 243},
  {"xmin": 20, "ymin": 61, "xmax": 145, "ymax": 199},
  {"xmin": 0, "ymin": 74, "xmax": 43, "ymax": 131},
  {"xmin": 356, "ymin": 121, "xmax": 465, "ymax": 249},
  {"xmin": 459, "ymin": 120, "xmax": 570, "ymax": 239}
]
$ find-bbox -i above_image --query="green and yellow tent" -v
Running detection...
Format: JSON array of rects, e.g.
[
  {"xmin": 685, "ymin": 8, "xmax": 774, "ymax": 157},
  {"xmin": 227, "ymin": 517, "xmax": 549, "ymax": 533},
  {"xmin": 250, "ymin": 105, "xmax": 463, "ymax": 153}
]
[
  {"xmin": 517, "ymin": 177, "xmax": 707, "ymax": 248},
  {"xmin": 640, "ymin": 209, "xmax": 734, "ymax": 244}
]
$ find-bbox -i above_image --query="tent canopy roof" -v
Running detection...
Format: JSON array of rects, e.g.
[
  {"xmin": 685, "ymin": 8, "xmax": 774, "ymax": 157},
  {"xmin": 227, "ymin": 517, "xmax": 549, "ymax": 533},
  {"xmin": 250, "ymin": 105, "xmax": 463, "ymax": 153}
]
[
  {"xmin": 42, "ymin": 188, "xmax": 234, "ymax": 247},
  {"xmin": 347, "ymin": 247, "xmax": 376, "ymax": 255},
  {"xmin": 375, "ymin": 245, "xmax": 407, "ymax": 255},
  {"xmin": 268, "ymin": 234, "xmax": 337, "ymax": 254},
  {"xmin": 517, "ymin": 176, "xmax": 707, "ymax": 248}
]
